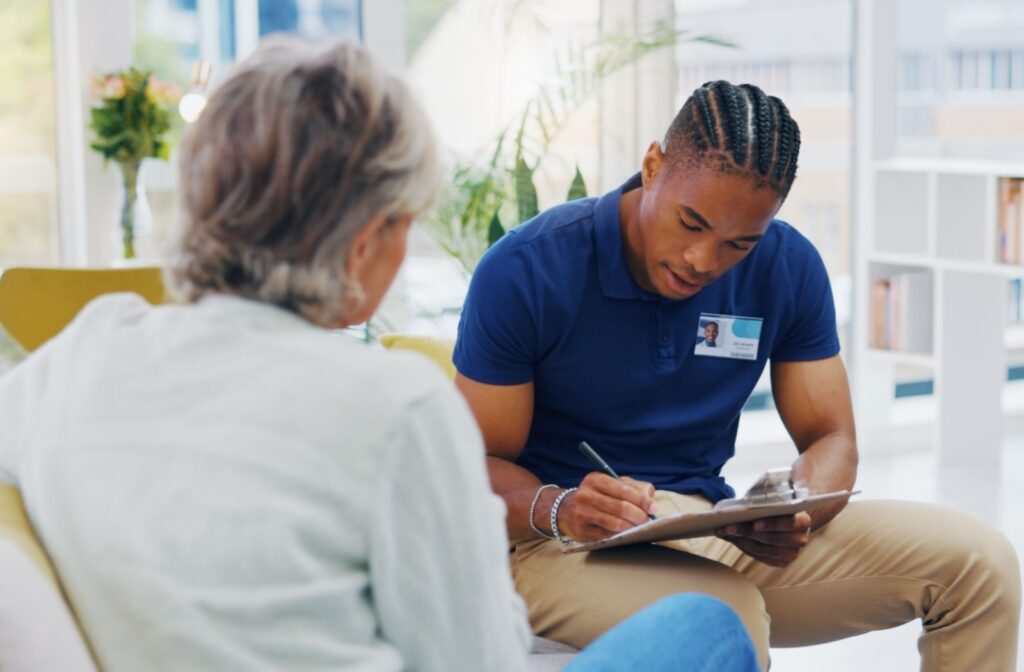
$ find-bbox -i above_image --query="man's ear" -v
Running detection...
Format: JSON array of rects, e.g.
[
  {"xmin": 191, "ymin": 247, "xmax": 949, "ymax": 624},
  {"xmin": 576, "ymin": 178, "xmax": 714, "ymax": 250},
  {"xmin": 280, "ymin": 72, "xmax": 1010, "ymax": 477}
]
[
  {"xmin": 641, "ymin": 141, "xmax": 665, "ymax": 188},
  {"xmin": 344, "ymin": 215, "xmax": 390, "ymax": 281}
]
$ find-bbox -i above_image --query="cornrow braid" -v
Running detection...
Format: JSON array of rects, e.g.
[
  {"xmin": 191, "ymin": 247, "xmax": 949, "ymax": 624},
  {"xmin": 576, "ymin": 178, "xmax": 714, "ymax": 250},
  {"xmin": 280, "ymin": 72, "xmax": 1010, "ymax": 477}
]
[
  {"xmin": 707, "ymin": 82, "xmax": 731, "ymax": 158},
  {"xmin": 714, "ymin": 81, "xmax": 749, "ymax": 167},
  {"xmin": 786, "ymin": 122, "xmax": 801, "ymax": 185},
  {"xmin": 740, "ymin": 83, "xmax": 773, "ymax": 178},
  {"xmin": 661, "ymin": 80, "xmax": 801, "ymax": 198},
  {"xmin": 771, "ymin": 95, "xmax": 792, "ymax": 182},
  {"xmin": 771, "ymin": 95, "xmax": 801, "ymax": 185},
  {"xmin": 692, "ymin": 87, "xmax": 719, "ymax": 150}
]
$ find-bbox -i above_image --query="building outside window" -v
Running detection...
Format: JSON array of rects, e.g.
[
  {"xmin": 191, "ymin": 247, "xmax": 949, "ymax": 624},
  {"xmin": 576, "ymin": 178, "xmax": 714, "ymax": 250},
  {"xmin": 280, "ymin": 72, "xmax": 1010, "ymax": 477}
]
[{"xmin": 897, "ymin": 0, "xmax": 1024, "ymax": 159}]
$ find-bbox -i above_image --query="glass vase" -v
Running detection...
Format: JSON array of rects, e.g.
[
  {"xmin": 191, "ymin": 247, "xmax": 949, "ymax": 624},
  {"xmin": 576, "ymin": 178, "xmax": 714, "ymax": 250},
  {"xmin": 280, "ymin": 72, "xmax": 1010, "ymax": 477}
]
[{"xmin": 116, "ymin": 160, "xmax": 153, "ymax": 260}]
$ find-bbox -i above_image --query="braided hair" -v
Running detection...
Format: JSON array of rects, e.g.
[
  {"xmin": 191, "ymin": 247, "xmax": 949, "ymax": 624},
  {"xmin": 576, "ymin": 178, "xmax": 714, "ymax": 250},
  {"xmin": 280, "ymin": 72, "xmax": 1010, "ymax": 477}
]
[{"xmin": 663, "ymin": 80, "xmax": 801, "ymax": 198}]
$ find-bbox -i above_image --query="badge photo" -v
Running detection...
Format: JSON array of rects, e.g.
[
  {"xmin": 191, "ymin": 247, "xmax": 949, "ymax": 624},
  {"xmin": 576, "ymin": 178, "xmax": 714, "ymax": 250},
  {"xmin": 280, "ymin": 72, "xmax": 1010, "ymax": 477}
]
[{"xmin": 694, "ymin": 313, "xmax": 763, "ymax": 360}]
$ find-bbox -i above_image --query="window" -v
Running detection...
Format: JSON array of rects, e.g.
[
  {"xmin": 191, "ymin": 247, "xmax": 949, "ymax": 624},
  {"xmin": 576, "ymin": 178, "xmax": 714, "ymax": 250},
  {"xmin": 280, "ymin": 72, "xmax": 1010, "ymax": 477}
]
[
  {"xmin": 398, "ymin": 0, "xmax": 602, "ymax": 337},
  {"xmin": 899, "ymin": 53, "xmax": 932, "ymax": 92},
  {"xmin": 126, "ymin": 0, "xmax": 364, "ymax": 261},
  {"xmin": 0, "ymin": 1, "xmax": 58, "ymax": 268},
  {"xmin": 133, "ymin": 0, "xmax": 203, "ymax": 255},
  {"xmin": 135, "ymin": 0, "xmax": 201, "ymax": 85},
  {"xmin": 897, "ymin": 0, "xmax": 1024, "ymax": 158},
  {"xmin": 993, "ymin": 49, "xmax": 1011, "ymax": 90},
  {"xmin": 257, "ymin": 0, "xmax": 361, "ymax": 41}
]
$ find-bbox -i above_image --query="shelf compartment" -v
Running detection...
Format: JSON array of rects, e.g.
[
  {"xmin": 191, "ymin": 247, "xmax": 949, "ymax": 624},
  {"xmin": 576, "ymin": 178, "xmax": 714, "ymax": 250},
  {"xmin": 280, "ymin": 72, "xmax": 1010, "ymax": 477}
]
[
  {"xmin": 874, "ymin": 170, "xmax": 930, "ymax": 256},
  {"xmin": 935, "ymin": 173, "xmax": 990, "ymax": 263}
]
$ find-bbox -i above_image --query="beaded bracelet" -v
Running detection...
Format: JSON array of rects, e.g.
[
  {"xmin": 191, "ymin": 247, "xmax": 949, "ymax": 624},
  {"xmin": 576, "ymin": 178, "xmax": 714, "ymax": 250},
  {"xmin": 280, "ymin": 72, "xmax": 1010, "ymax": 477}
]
[
  {"xmin": 550, "ymin": 487, "xmax": 579, "ymax": 545},
  {"xmin": 529, "ymin": 484, "xmax": 559, "ymax": 540}
]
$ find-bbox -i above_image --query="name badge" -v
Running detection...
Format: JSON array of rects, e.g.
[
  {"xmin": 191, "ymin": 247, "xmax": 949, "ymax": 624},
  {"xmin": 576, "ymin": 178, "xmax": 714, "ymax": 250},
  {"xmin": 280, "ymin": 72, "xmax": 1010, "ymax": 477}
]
[{"xmin": 694, "ymin": 313, "xmax": 763, "ymax": 360}]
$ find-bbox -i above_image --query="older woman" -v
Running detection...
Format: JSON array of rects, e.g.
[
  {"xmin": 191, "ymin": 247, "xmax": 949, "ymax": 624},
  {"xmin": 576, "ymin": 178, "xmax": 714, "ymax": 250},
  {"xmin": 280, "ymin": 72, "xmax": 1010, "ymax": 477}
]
[{"xmin": 0, "ymin": 39, "xmax": 757, "ymax": 671}]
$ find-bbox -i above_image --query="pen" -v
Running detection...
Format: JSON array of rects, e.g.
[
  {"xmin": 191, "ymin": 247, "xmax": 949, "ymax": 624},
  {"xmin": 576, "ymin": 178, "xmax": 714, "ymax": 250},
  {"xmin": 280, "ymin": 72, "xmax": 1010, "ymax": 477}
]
[{"xmin": 577, "ymin": 441, "xmax": 656, "ymax": 520}]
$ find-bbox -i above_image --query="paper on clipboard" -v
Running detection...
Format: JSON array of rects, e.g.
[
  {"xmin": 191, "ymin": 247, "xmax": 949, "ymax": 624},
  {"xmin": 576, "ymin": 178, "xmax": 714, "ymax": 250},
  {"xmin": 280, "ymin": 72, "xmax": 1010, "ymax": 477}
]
[{"xmin": 561, "ymin": 468, "xmax": 858, "ymax": 554}]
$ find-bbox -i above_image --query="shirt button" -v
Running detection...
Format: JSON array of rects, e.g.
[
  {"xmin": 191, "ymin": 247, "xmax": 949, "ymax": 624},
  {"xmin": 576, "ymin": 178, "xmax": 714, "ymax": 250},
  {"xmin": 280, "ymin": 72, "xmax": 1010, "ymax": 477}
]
[{"xmin": 659, "ymin": 331, "xmax": 670, "ymax": 343}]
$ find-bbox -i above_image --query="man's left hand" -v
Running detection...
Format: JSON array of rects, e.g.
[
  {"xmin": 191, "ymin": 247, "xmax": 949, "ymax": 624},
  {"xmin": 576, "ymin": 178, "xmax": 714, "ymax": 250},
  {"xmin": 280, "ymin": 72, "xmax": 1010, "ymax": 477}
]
[{"xmin": 715, "ymin": 511, "xmax": 812, "ymax": 567}]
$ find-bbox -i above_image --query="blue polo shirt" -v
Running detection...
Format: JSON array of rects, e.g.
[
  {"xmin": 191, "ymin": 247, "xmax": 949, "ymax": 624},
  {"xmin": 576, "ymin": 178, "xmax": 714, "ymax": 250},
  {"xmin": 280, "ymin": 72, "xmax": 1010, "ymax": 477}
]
[{"xmin": 453, "ymin": 174, "xmax": 839, "ymax": 502}]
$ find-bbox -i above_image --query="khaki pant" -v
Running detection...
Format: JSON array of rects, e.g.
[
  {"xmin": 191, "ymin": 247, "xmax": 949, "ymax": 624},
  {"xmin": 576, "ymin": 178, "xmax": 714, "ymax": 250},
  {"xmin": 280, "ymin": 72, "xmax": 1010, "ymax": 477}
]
[{"xmin": 510, "ymin": 494, "xmax": 1021, "ymax": 671}]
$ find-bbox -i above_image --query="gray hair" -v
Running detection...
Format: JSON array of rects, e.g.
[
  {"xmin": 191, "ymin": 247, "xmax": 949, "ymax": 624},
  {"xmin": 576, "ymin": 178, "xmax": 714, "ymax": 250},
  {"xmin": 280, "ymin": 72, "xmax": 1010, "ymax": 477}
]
[{"xmin": 165, "ymin": 37, "xmax": 440, "ymax": 326}]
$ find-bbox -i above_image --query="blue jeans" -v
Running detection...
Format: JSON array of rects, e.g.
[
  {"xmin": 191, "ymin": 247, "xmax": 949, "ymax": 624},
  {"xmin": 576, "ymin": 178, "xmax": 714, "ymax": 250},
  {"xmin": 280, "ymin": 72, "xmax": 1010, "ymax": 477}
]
[{"xmin": 564, "ymin": 593, "xmax": 760, "ymax": 672}]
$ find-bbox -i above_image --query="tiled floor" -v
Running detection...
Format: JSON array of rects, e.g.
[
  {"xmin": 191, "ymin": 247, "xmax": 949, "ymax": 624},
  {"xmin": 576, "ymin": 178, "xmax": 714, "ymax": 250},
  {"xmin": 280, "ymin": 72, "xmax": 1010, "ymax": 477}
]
[{"xmin": 723, "ymin": 426, "xmax": 1024, "ymax": 671}]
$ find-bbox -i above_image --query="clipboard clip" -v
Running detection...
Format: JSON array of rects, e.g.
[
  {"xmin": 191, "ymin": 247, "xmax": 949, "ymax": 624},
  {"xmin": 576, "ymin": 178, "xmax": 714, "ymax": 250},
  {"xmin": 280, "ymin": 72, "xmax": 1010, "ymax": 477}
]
[{"xmin": 713, "ymin": 468, "xmax": 810, "ymax": 510}]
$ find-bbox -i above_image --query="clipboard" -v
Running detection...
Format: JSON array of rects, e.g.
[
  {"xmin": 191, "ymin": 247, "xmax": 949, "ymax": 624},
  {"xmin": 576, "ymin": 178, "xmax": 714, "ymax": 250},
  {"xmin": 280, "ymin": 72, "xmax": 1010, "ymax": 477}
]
[{"xmin": 561, "ymin": 468, "xmax": 858, "ymax": 554}]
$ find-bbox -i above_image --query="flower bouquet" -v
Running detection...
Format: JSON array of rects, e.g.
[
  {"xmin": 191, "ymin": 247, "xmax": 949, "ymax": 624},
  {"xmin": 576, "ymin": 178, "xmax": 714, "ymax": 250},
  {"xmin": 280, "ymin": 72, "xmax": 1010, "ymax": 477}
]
[{"xmin": 89, "ymin": 68, "xmax": 180, "ymax": 259}]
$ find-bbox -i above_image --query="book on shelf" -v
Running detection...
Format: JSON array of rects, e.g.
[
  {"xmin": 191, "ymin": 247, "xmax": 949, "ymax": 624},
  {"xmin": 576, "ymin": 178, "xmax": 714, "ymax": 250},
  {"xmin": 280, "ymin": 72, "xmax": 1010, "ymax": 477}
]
[
  {"xmin": 869, "ymin": 271, "xmax": 932, "ymax": 352},
  {"xmin": 869, "ymin": 279, "xmax": 889, "ymax": 348},
  {"xmin": 998, "ymin": 178, "xmax": 1024, "ymax": 265}
]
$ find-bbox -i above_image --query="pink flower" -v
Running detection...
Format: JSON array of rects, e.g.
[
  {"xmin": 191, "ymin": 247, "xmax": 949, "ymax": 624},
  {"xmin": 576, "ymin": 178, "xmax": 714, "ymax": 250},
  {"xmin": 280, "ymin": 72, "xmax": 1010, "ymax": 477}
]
[
  {"xmin": 102, "ymin": 76, "xmax": 126, "ymax": 100},
  {"xmin": 146, "ymin": 76, "xmax": 181, "ymax": 105},
  {"xmin": 90, "ymin": 74, "xmax": 126, "ymax": 100}
]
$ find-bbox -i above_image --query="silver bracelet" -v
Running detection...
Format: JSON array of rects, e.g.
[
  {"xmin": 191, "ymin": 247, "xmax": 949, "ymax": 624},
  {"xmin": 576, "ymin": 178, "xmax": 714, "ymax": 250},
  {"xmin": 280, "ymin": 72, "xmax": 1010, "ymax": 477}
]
[
  {"xmin": 550, "ymin": 487, "xmax": 578, "ymax": 545},
  {"xmin": 529, "ymin": 484, "xmax": 559, "ymax": 540}
]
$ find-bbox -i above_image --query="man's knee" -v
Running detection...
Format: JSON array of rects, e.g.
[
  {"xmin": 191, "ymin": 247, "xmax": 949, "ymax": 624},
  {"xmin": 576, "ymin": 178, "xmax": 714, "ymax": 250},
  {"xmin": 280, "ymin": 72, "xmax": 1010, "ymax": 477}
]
[
  {"xmin": 958, "ymin": 519, "xmax": 1021, "ymax": 613},
  {"xmin": 924, "ymin": 507, "xmax": 1021, "ymax": 622}
]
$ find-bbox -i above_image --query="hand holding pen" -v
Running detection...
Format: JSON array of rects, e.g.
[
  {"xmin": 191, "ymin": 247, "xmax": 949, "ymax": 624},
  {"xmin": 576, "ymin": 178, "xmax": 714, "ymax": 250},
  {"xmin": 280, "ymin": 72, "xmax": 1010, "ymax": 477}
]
[
  {"xmin": 541, "ymin": 443, "xmax": 658, "ymax": 542},
  {"xmin": 577, "ymin": 440, "xmax": 655, "ymax": 524}
]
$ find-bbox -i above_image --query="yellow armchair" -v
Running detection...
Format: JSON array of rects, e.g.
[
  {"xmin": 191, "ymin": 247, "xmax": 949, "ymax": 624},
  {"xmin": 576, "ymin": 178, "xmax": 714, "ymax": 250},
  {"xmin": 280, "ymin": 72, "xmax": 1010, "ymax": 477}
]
[
  {"xmin": 0, "ymin": 266, "xmax": 167, "ymax": 353},
  {"xmin": 0, "ymin": 484, "xmax": 59, "ymax": 586},
  {"xmin": 378, "ymin": 333, "xmax": 456, "ymax": 381}
]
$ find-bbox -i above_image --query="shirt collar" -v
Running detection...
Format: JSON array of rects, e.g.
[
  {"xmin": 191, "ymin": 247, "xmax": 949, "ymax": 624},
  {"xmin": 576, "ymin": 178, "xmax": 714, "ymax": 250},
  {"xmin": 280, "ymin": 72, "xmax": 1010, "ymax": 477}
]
[
  {"xmin": 196, "ymin": 293, "xmax": 319, "ymax": 332},
  {"xmin": 593, "ymin": 172, "xmax": 659, "ymax": 301}
]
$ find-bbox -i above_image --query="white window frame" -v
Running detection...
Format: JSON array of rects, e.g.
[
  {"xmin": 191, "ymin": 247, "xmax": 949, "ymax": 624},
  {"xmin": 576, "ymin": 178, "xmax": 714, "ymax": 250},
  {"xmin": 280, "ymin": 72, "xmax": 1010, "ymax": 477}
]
[{"xmin": 52, "ymin": 0, "xmax": 134, "ymax": 267}]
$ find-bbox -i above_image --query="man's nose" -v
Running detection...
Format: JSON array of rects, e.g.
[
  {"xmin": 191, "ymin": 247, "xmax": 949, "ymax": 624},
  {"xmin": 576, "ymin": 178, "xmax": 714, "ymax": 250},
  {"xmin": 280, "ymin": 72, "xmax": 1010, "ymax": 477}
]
[{"xmin": 685, "ymin": 238, "xmax": 719, "ymax": 276}]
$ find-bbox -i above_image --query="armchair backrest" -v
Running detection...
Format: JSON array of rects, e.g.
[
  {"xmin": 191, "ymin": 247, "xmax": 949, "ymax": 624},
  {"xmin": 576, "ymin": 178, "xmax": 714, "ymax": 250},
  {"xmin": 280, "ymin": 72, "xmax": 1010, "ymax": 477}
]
[
  {"xmin": 378, "ymin": 334, "xmax": 456, "ymax": 381},
  {"xmin": 0, "ymin": 266, "xmax": 167, "ymax": 352}
]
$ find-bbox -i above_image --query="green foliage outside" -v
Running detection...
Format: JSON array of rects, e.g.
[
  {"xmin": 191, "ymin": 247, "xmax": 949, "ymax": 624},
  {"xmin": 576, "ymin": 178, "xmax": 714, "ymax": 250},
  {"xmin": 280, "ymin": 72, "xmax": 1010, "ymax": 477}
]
[
  {"xmin": 405, "ymin": 0, "xmax": 457, "ymax": 60},
  {"xmin": 0, "ymin": 1, "xmax": 55, "ymax": 154},
  {"xmin": 134, "ymin": 29, "xmax": 194, "ymax": 89},
  {"xmin": 0, "ymin": 1, "xmax": 57, "ymax": 267},
  {"xmin": 423, "ymin": 22, "xmax": 734, "ymax": 274}
]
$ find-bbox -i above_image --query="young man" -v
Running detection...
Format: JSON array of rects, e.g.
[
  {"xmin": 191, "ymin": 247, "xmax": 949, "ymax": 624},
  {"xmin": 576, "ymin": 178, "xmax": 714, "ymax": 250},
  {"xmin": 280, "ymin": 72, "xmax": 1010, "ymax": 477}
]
[
  {"xmin": 453, "ymin": 80, "xmax": 1021, "ymax": 670},
  {"xmin": 695, "ymin": 320, "xmax": 719, "ymax": 350}
]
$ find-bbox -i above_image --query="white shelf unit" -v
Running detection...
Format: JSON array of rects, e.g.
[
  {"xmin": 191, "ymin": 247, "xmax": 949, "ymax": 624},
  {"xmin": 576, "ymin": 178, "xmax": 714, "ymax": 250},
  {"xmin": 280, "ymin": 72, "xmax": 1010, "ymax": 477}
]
[{"xmin": 854, "ymin": 159, "xmax": 1024, "ymax": 469}]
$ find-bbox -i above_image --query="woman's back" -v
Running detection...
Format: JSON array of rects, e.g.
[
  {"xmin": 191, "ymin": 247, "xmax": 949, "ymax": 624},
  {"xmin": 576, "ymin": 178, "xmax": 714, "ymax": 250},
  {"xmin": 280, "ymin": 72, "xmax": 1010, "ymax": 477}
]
[{"xmin": 0, "ymin": 292, "xmax": 531, "ymax": 671}]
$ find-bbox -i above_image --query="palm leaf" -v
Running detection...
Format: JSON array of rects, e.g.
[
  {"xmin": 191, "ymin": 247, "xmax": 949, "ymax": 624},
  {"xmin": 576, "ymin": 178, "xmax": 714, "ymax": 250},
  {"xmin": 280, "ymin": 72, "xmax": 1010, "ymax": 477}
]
[
  {"xmin": 487, "ymin": 212, "xmax": 505, "ymax": 247},
  {"xmin": 566, "ymin": 166, "xmax": 588, "ymax": 201},
  {"xmin": 515, "ymin": 157, "xmax": 539, "ymax": 224}
]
